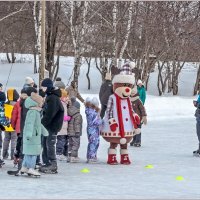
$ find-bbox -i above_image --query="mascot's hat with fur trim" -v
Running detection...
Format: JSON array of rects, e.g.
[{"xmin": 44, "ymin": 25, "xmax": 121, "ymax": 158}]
[{"xmin": 112, "ymin": 62, "xmax": 135, "ymax": 85}]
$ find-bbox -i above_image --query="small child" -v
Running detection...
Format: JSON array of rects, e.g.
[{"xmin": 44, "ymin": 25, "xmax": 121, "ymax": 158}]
[
  {"xmin": 56, "ymin": 89, "xmax": 71, "ymax": 161},
  {"xmin": 85, "ymin": 97, "xmax": 102, "ymax": 163},
  {"xmin": 2, "ymin": 88, "xmax": 19, "ymax": 160},
  {"xmin": 130, "ymin": 86, "xmax": 147, "ymax": 147},
  {"xmin": 67, "ymin": 97, "xmax": 82, "ymax": 163},
  {"xmin": 21, "ymin": 92, "xmax": 48, "ymax": 177},
  {"xmin": 0, "ymin": 87, "xmax": 10, "ymax": 166}
]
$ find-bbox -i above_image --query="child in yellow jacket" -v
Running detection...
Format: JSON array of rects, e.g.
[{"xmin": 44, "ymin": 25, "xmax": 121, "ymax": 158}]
[{"xmin": 2, "ymin": 88, "xmax": 19, "ymax": 160}]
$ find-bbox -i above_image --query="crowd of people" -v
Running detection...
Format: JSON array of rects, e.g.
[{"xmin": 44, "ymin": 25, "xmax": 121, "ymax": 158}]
[{"xmin": 0, "ymin": 74, "xmax": 147, "ymax": 177}]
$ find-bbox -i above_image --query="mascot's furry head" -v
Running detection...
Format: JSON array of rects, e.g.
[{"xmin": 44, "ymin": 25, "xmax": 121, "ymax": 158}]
[{"xmin": 112, "ymin": 62, "xmax": 135, "ymax": 99}]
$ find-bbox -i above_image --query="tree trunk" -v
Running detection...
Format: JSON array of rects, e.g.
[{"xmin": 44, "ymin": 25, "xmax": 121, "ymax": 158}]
[
  {"xmin": 11, "ymin": 52, "xmax": 16, "ymax": 63},
  {"xmin": 118, "ymin": 2, "xmax": 133, "ymax": 68},
  {"xmin": 33, "ymin": 50, "xmax": 37, "ymax": 74},
  {"xmin": 85, "ymin": 58, "xmax": 91, "ymax": 90},
  {"xmin": 6, "ymin": 53, "xmax": 11, "ymax": 63}
]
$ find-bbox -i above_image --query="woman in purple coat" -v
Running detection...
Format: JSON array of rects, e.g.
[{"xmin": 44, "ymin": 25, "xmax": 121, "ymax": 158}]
[{"xmin": 85, "ymin": 97, "xmax": 102, "ymax": 163}]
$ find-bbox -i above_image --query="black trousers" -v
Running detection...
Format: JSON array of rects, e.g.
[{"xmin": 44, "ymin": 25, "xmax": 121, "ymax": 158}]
[
  {"xmin": 56, "ymin": 135, "xmax": 69, "ymax": 156},
  {"xmin": 42, "ymin": 132, "xmax": 57, "ymax": 165},
  {"xmin": 100, "ymin": 104, "xmax": 107, "ymax": 119}
]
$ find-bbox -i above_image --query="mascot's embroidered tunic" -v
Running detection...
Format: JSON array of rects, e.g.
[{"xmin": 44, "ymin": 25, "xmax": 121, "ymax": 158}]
[{"xmin": 101, "ymin": 94, "xmax": 135, "ymax": 139}]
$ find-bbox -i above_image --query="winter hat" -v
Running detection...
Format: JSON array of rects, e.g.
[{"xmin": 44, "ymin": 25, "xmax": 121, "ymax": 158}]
[
  {"xmin": 0, "ymin": 91, "xmax": 6, "ymax": 102},
  {"xmin": 56, "ymin": 77, "xmax": 62, "ymax": 81},
  {"xmin": 25, "ymin": 87, "xmax": 37, "ymax": 97},
  {"xmin": 54, "ymin": 80, "xmax": 65, "ymax": 89},
  {"xmin": 25, "ymin": 77, "xmax": 34, "ymax": 85},
  {"xmin": 41, "ymin": 78, "xmax": 53, "ymax": 89},
  {"xmin": 85, "ymin": 97, "xmax": 92, "ymax": 103},
  {"xmin": 105, "ymin": 72, "xmax": 111, "ymax": 81},
  {"xmin": 137, "ymin": 79, "xmax": 143, "ymax": 85},
  {"xmin": 71, "ymin": 96, "xmax": 76, "ymax": 104},
  {"xmin": 73, "ymin": 101, "xmax": 80, "ymax": 110},
  {"xmin": 60, "ymin": 89, "xmax": 68, "ymax": 98},
  {"xmin": 112, "ymin": 62, "xmax": 135, "ymax": 85},
  {"xmin": 7, "ymin": 88, "xmax": 20, "ymax": 102},
  {"xmin": 31, "ymin": 92, "xmax": 44, "ymax": 108},
  {"xmin": 91, "ymin": 97, "xmax": 99, "ymax": 107}
]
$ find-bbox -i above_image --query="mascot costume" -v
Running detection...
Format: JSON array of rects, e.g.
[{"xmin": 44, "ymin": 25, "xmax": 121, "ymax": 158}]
[{"xmin": 100, "ymin": 62, "xmax": 140, "ymax": 165}]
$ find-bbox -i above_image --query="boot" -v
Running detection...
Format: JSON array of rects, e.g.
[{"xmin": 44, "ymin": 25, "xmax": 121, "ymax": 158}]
[
  {"xmin": 107, "ymin": 148, "xmax": 118, "ymax": 165},
  {"xmin": 39, "ymin": 161, "xmax": 58, "ymax": 174},
  {"xmin": 20, "ymin": 166, "xmax": 29, "ymax": 174},
  {"xmin": 120, "ymin": 149, "xmax": 131, "ymax": 165},
  {"xmin": 27, "ymin": 168, "xmax": 41, "ymax": 177}
]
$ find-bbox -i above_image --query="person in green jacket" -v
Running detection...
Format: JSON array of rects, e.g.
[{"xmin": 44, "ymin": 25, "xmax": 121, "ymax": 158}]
[
  {"xmin": 20, "ymin": 92, "xmax": 48, "ymax": 177},
  {"xmin": 137, "ymin": 79, "xmax": 146, "ymax": 105}
]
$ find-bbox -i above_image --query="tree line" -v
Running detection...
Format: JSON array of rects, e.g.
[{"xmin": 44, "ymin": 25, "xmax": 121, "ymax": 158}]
[{"xmin": 0, "ymin": 1, "xmax": 200, "ymax": 95}]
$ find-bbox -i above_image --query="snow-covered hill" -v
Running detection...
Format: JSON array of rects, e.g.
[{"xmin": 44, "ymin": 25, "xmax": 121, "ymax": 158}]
[{"xmin": 0, "ymin": 53, "xmax": 199, "ymax": 199}]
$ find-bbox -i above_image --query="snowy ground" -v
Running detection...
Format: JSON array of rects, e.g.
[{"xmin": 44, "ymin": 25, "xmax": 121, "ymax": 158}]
[
  {"xmin": 0, "ymin": 54, "xmax": 199, "ymax": 199},
  {"xmin": 0, "ymin": 94, "xmax": 199, "ymax": 199}
]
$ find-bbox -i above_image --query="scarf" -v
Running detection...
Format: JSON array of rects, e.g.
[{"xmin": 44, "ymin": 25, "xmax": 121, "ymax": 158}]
[{"xmin": 114, "ymin": 94, "xmax": 138, "ymax": 138}]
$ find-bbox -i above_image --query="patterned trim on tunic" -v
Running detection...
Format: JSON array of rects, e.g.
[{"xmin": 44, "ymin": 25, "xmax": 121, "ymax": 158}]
[{"xmin": 100, "ymin": 131, "xmax": 134, "ymax": 137}]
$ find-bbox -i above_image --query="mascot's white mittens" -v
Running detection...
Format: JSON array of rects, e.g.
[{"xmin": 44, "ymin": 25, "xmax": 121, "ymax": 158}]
[
  {"xmin": 109, "ymin": 118, "xmax": 118, "ymax": 132},
  {"xmin": 141, "ymin": 116, "xmax": 147, "ymax": 125}
]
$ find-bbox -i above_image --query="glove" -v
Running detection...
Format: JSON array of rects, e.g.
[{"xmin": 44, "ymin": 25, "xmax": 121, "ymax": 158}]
[
  {"xmin": 132, "ymin": 113, "xmax": 140, "ymax": 129},
  {"xmin": 141, "ymin": 116, "xmax": 147, "ymax": 125},
  {"xmin": 109, "ymin": 118, "xmax": 118, "ymax": 132},
  {"xmin": 64, "ymin": 115, "xmax": 71, "ymax": 122},
  {"xmin": 0, "ymin": 124, "xmax": 5, "ymax": 131},
  {"xmin": 75, "ymin": 132, "xmax": 80, "ymax": 137}
]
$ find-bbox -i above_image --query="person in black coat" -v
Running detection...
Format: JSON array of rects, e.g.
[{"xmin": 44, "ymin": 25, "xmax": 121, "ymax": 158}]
[
  {"xmin": 99, "ymin": 73, "xmax": 113, "ymax": 119},
  {"xmin": 40, "ymin": 78, "xmax": 64, "ymax": 173}
]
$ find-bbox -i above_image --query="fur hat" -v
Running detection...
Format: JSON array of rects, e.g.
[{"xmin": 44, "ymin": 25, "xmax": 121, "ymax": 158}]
[
  {"xmin": 105, "ymin": 72, "xmax": 111, "ymax": 81},
  {"xmin": 112, "ymin": 62, "xmax": 135, "ymax": 85},
  {"xmin": 41, "ymin": 78, "xmax": 53, "ymax": 89},
  {"xmin": 60, "ymin": 89, "xmax": 68, "ymax": 98},
  {"xmin": 7, "ymin": 88, "xmax": 20, "ymax": 102},
  {"xmin": 91, "ymin": 97, "xmax": 99, "ymax": 107},
  {"xmin": 0, "ymin": 91, "xmax": 6, "ymax": 102},
  {"xmin": 137, "ymin": 79, "xmax": 143, "ymax": 85},
  {"xmin": 31, "ymin": 92, "xmax": 44, "ymax": 107},
  {"xmin": 25, "ymin": 77, "xmax": 34, "ymax": 85}
]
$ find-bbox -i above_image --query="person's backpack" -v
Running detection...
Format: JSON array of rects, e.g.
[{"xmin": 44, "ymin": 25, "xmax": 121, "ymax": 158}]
[{"xmin": 0, "ymin": 102, "xmax": 10, "ymax": 127}]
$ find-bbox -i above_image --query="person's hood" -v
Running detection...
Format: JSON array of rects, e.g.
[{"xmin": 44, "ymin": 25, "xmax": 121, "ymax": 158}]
[
  {"xmin": 47, "ymin": 87, "xmax": 62, "ymax": 97},
  {"xmin": 25, "ymin": 97, "xmax": 38, "ymax": 109},
  {"xmin": 68, "ymin": 105, "xmax": 80, "ymax": 116}
]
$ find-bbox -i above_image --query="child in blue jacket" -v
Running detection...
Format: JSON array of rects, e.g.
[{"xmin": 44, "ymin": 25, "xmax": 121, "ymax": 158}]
[{"xmin": 85, "ymin": 97, "xmax": 102, "ymax": 163}]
